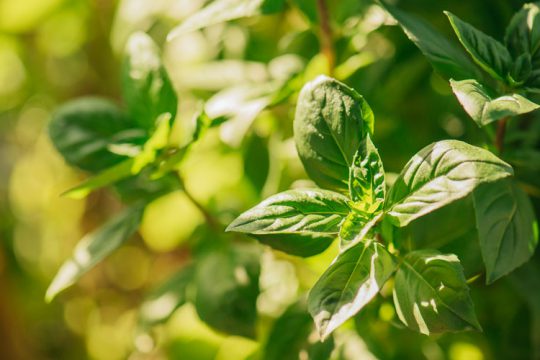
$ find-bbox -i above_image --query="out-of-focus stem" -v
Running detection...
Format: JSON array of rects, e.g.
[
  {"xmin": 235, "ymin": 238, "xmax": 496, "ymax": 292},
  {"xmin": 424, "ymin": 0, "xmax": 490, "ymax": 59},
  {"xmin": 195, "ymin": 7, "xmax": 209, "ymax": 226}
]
[
  {"xmin": 316, "ymin": 0, "xmax": 335, "ymax": 75},
  {"xmin": 495, "ymin": 117, "xmax": 509, "ymax": 154}
]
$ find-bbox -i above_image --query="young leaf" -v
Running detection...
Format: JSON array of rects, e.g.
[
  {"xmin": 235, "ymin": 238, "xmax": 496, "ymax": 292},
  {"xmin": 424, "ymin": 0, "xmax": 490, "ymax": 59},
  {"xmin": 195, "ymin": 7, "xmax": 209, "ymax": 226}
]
[
  {"xmin": 308, "ymin": 241, "xmax": 396, "ymax": 340},
  {"xmin": 445, "ymin": 11, "xmax": 512, "ymax": 82},
  {"xmin": 49, "ymin": 97, "xmax": 146, "ymax": 173},
  {"xmin": 194, "ymin": 244, "xmax": 260, "ymax": 338},
  {"xmin": 167, "ymin": 0, "xmax": 286, "ymax": 40},
  {"xmin": 505, "ymin": 3, "xmax": 540, "ymax": 58},
  {"xmin": 378, "ymin": 1, "xmax": 479, "ymax": 80},
  {"xmin": 473, "ymin": 179, "xmax": 539, "ymax": 284},
  {"xmin": 294, "ymin": 76, "xmax": 374, "ymax": 193},
  {"xmin": 386, "ymin": 140, "xmax": 513, "ymax": 227},
  {"xmin": 393, "ymin": 250, "xmax": 481, "ymax": 335},
  {"xmin": 450, "ymin": 79, "xmax": 540, "ymax": 126},
  {"xmin": 139, "ymin": 265, "xmax": 194, "ymax": 327},
  {"xmin": 226, "ymin": 189, "xmax": 350, "ymax": 257},
  {"xmin": 46, "ymin": 204, "xmax": 145, "ymax": 302},
  {"xmin": 263, "ymin": 299, "xmax": 334, "ymax": 360},
  {"xmin": 123, "ymin": 32, "xmax": 177, "ymax": 130},
  {"xmin": 349, "ymin": 134, "xmax": 385, "ymax": 205}
]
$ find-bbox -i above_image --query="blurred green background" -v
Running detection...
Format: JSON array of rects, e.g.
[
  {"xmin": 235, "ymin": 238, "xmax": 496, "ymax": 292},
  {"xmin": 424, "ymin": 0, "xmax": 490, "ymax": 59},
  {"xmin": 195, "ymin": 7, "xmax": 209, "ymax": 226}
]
[{"xmin": 0, "ymin": 0, "xmax": 539, "ymax": 359}]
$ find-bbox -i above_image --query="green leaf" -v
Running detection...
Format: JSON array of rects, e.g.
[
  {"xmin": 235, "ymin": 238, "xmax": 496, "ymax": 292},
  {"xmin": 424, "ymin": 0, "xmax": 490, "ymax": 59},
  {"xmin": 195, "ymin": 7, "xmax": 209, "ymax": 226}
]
[
  {"xmin": 349, "ymin": 134, "xmax": 385, "ymax": 205},
  {"xmin": 167, "ymin": 0, "xmax": 286, "ymax": 40},
  {"xmin": 308, "ymin": 241, "xmax": 396, "ymax": 340},
  {"xmin": 450, "ymin": 79, "xmax": 540, "ymax": 126},
  {"xmin": 63, "ymin": 114, "xmax": 173, "ymax": 199},
  {"xmin": 386, "ymin": 140, "xmax": 514, "ymax": 227},
  {"xmin": 46, "ymin": 204, "xmax": 145, "ymax": 302},
  {"xmin": 194, "ymin": 244, "xmax": 260, "ymax": 338},
  {"xmin": 294, "ymin": 76, "xmax": 374, "ymax": 192},
  {"xmin": 226, "ymin": 189, "xmax": 350, "ymax": 257},
  {"xmin": 445, "ymin": 11, "xmax": 512, "ymax": 82},
  {"xmin": 473, "ymin": 178, "xmax": 539, "ymax": 284},
  {"xmin": 262, "ymin": 299, "xmax": 334, "ymax": 360},
  {"xmin": 393, "ymin": 250, "xmax": 481, "ymax": 335},
  {"xmin": 49, "ymin": 97, "xmax": 146, "ymax": 173},
  {"xmin": 505, "ymin": 3, "xmax": 540, "ymax": 58},
  {"xmin": 139, "ymin": 265, "xmax": 194, "ymax": 327},
  {"xmin": 123, "ymin": 32, "xmax": 177, "ymax": 130},
  {"xmin": 379, "ymin": 1, "xmax": 479, "ymax": 80}
]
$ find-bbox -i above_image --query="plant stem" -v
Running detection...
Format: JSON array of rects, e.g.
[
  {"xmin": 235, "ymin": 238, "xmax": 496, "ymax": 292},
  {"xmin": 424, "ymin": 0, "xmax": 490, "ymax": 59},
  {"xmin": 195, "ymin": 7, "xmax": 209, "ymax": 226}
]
[
  {"xmin": 174, "ymin": 172, "xmax": 222, "ymax": 232},
  {"xmin": 316, "ymin": 0, "xmax": 335, "ymax": 75},
  {"xmin": 495, "ymin": 117, "xmax": 509, "ymax": 154}
]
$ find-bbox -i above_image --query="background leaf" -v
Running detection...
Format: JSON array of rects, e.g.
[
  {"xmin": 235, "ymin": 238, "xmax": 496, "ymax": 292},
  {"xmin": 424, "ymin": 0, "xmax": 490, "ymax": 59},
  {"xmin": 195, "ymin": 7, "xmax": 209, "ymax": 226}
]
[
  {"xmin": 450, "ymin": 78, "xmax": 540, "ymax": 126},
  {"xmin": 393, "ymin": 250, "xmax": 481, "ymax": 335},
  {"xmin": 386, "ymin": 140, "xmax": 513, "ymax": 227},
  {"xmin": 294, "ymin": 75, "xmax": 374, "ymax": 192},
  {"xmin": 46, "ymin": 204, "xmax": 145, "ymax": 301},
  {"xmin": 49, "ymin": 97, "xmax": 145, "ymax": 173},
  {"xmin": 122, "ymin": 32, "xmax": 177, "ymax": 130},
  {"xmin": 473, "ymin": 178, "xmax": 539, "ymax": 284},
  {"xmin": 308, "ymin": 241, "xmax": 395, "ymax": 340}
]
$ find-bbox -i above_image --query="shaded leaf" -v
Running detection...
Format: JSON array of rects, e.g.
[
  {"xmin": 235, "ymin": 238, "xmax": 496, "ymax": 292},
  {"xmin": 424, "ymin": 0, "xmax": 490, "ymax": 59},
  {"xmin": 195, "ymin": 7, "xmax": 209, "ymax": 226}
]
[
  {"xmin": 294, "ymin": 76, "xmax": 374, "ymax": 192},
  {"xmin": 123, "ymin": 32, "xmax": 177, "ymax": 130},
  {"xmin": 505, "ymin": 3, "xmax": 540, "ymax": 58},
  {"xmin": 139, "ymin": 265, "xmax": 194, "ymax": 326},
  {"xmin": 386, "ymin": 140, "xmax": 513, "ymax": 227},
  {"xmin": 308, "ymin": 241, "xmax": 396, "ymax": 340},
  {"xmin": 379, "ymin": 1, "xmax": 479, "ymax": 80},
  {"xmin": 450, "ymin": 79, "xmax": 539, "ymax": 126},
  {"xmin": 194, "ymin": 244, "xmax": 260, "ymax": 338},
  {"xmin": 49, "ymin": 97, "xmax": 145, "ymax": 173},
  {"xmin": 226, "ymin": 189, "xmax": 350, "ymax": 257},
  {"xmin": 473, "ymin": 178, "xmax": 539, "ymax": 284},
  {"xmin": 46, "ymin": 204, "xmax": 145, "ymax": 301},
  {"xmin": 446, "ymin": 11, "xmax": 512, "ymax": 81},
  {"xmin": 393, "ymin": 250, "xmax": 481, "ymax": 335}
]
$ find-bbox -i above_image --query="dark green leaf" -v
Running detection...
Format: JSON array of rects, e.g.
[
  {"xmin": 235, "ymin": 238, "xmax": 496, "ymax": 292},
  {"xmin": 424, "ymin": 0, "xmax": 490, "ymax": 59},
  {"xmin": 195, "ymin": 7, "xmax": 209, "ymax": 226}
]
[
  {"xmin": 473, "ymin": 178, "xmax": 539, "ymax": 284},
  {"xmin": 263, "ymin": 298, "xmax": 334, "ymax": 360},
  {"xmin": 393, "ymin": 250, "xmax": 481, "ymax": 335},
  {"xmin": 450, "ymin": 79, "xmax": 539, "ymax": 126},
  {"xmin": 379, "ymin": 1, "xmax": 479, "ymax": 80},
  {"xmin": 122, "ymin": 32, "xmax": 177, "ymax": 130},
  {"xmin": 226, "ymin": 189, "xmax": 350, "ymax": 257},
  {"xmin": 386, "ymin": 140, "xmax": 513, "ymax": 227},
  {"xmin": 194, "ymin": 244, "xmax": 260, "ymax": 338},
  {"xmin": 46, "ymin": 204, "xmax": 145, "ymax": 301},
  {"xmin": 294, "ymin": 76, "xmax": 374, "ymax": 192},
  {"xmin": 49, "ymin": 97, "xmax": 145, "ymax": 173},
  {"xmin": 167, "ymin": 0, "xmax": 286, "ymax": 40},
  {"xmin": 505, "ymin": 3, "xmax": 540, "ymax": 58},
  {"xmin": 446, "ymin": 11, "xmax": 512, "ymax": 82},
  {"xmin": 308, "ymin": 241, "xmax": 396, "ymax": 340},
  {"xmin": 139, "ymin": 265, "xmax": 194, "ymax": 326}
]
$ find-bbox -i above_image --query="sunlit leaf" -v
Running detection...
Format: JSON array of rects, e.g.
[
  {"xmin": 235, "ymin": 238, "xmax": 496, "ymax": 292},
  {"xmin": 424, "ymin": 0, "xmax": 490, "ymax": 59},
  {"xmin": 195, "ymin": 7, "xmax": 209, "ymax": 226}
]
[
  {"xmin": 393, "ymin": 250, "xmax": 481, "ymax": 335},
  {"xmin": 473, "ymin": 178, "xmax": 539, "ymax": 284},
  {"xmin": 308, "ymin": 241, "xmax": 396, "ymax": 340},
  {"xmin": 386, "ymin": 140, "xmax": 513, "ymax": 227},
  {"xmin": 167, "ymin": 0, "xmax": 286, "ymax": 40},
  {"xmin": 294, "ymin": 75, "xmax": 374, "ymax": 192},
  {"xmin": 46, "ymin": 204, "xmax": 145, "ymax": 302},
  {"xmin": 450, "ymin": 79, "xmax": 540, "ymax": 126},
  {"xmin": 226, "ymin": 189, "xmax": 350, "ymax": 257}
]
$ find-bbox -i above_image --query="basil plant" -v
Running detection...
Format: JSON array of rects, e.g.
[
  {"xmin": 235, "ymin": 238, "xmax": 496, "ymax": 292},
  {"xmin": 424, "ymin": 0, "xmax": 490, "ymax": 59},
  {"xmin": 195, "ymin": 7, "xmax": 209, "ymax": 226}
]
[{"xmin": 227, "ymin": 76, "xmax": 538, "ymax": 339}]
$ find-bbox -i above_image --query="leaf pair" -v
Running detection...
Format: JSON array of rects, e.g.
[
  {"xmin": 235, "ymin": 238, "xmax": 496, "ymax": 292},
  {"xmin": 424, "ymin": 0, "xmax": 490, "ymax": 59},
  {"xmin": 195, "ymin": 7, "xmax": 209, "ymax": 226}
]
[
  {"xmin": 380, "ymin": 1, "xmax": 540, "ymax": 126},
  {"xmin": 227, "ymin": 76, "xmax": 527, "ymax": 340}
]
